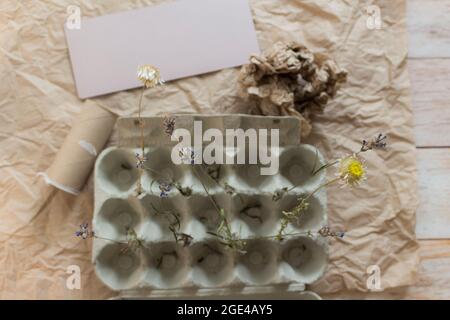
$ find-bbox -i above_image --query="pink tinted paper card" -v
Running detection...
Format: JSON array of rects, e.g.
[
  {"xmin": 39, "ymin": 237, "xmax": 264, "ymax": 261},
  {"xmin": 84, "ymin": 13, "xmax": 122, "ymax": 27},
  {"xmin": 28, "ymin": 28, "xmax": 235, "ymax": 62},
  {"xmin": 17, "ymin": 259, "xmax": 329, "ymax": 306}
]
[{"xmin": 65, "ymin": 0, "xmax": 260, "ymax": 99}]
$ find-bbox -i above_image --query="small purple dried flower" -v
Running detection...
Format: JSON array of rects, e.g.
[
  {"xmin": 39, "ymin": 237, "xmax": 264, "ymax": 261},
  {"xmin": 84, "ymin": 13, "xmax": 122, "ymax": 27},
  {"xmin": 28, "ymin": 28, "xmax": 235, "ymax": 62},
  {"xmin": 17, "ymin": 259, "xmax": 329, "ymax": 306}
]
[
  {"xmin": 75, "ymin": 223, "xmax": 94, "ymax": 239},
  {"xmin": 179, "ymin": 147, "xmax": 196, "ymax": 165},
  {"xmin": 158, "ymin": 180, "xmax": 173, "ymax": 198},
  {"xmin": 135, "ymin": 152, "xmax": 148, "ymax": 169},
  {"xmin": 163, "ymin": 117, "xmax": 176, "ymax": 137}
]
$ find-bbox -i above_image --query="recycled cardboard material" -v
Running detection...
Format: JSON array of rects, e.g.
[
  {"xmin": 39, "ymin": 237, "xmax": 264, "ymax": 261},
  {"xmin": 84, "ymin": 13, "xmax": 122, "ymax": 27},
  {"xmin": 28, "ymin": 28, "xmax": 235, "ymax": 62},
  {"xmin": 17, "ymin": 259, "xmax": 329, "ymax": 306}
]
[
  {"xmin": 0, "ymin": 0, "xmax": 419, "ymax": 299},
  {"xmin": 93, "ymin": 115, "xmax": 327, "ymax": 296},
  {"xmin": 40, "ymin": 105, "xmax": 117, "ymax": 194}
]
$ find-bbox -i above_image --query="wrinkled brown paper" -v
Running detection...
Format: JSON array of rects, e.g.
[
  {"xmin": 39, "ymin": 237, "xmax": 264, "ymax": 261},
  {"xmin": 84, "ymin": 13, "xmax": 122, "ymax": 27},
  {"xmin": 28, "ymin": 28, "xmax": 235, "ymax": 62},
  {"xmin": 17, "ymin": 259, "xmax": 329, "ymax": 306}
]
[
  {"xmin": 0, "ymin": 0, "xmax": 419, "ymax": 299},
  {"xmin": 239, "ymin": 42, "xmax": 347, "ymax": 138}
]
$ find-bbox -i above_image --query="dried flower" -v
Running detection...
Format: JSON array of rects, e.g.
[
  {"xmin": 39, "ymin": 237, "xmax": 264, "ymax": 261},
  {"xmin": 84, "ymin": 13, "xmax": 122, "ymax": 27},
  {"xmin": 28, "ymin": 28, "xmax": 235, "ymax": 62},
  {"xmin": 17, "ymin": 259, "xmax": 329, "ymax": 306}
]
[
  {"xmin": 361, "ymin": 133, "xmax": 387, "ymax": 152},
  {"xmin": 284, "ymin": 197, "xmax": 309, "ymax": 222},
  {"xmin": 276, "ymin": 196, "xmax": 310, "ymax": 240},
  {"xmin": 137, "ymin": 65, "xmax": 164, "ymax": 88},
  {"xmin": 337, "ymin": 154, "xmax": 366, "ymax": 187},
  {"xmin": 152, "ymin": 205, "xmax": 192, "ymax": 246},
  {"xmin": 272, "ymin": 187, "xmax": 289, "ymax": 201},
  {"xmin": 208, "ymin": 208, "xmax": 246, "ymax": 252},
  {"xmin": 75, "ymin": 223, "xmax": 94, "ymax": 239},
  {"xmin": 225, "ymin": 233, "xmax": 247, "ymax": 254},
  {"xmin": 158, "ymin": 180, "xmax": 173, "ymax": 198},
  {"xmin": 123, "ymin": 228, "xmax": 145, "ymax": 253},
  {"xmin": 76, "ymin": 223, "xmax": 148, "ymax": 253},
  {"xmin": 276, "ymin": 218, "xmax": 289, "ymax": 241},
  {"xmin": 318, "ymin": 226, "xmax": 345, "ymax": 238},
  {"xmin": 163, "ymin": 117, "xmax": 176, "ymax": 137},
  {"xmin": 135, "ymin": 152, "xmax": 148, "ymax": 169},
  {"xmin": 135, "ymin": 64, "xmax": 164, "ymax": 201}
]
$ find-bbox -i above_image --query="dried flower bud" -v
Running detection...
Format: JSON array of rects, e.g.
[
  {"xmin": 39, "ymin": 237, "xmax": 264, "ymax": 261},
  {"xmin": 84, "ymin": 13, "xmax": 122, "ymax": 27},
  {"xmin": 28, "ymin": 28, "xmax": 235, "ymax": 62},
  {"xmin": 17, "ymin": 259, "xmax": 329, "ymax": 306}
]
[
  {"xmin": 163, "ymin": 117, "xmax": 176, "ymax": 137},
  {"xmin": 174, "ymin": 183, "xmax": 192, "ymax": 197},
  {"xmin": 318, "ymin": 226, "xmax": 345, "ymax": 238},
  {"xmin": 75, "ymin": 223, "xmax": 94, "ymax": 239},
  {"xmin": 135, "ymin": 152, "xmax": 148, "ymax": 169},
  {"xmin": 361, "ymin": 133, "xmax": 388, "ymax": 152},
  {"xmin": 137, "ymin": 65, "xmax": 164, "ymax": 88},
  {"xmin": 272, "ymin": 187, "xmax": 288, "ymax": 201},
  {"xmin": 158, "ymin": 180, "xmax": 173, "ymax": 198}
]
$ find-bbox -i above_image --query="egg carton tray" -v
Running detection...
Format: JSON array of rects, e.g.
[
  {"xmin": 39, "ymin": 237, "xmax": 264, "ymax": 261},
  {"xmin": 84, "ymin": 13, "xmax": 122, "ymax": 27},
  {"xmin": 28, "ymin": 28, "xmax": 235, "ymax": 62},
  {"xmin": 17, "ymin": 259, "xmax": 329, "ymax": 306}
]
[{"xmin": 93, "ymin": 115, "xmax": 328, "ymax": 298}]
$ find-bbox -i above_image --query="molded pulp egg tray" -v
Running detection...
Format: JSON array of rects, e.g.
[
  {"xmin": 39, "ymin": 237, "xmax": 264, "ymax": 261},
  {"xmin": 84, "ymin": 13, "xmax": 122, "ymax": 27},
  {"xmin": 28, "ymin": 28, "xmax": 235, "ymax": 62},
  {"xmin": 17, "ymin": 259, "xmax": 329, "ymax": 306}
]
[{"xmin": 93, "ymin": 115, "xmax": 327, "ymax": 299}]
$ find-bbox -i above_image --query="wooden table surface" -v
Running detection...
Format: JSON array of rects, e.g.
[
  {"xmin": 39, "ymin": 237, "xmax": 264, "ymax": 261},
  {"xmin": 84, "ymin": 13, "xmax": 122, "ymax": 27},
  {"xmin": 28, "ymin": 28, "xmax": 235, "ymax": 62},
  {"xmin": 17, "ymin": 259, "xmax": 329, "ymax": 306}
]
[{"xmin": 323, "ymin": 0, "xmax": 450, "ymax": 300}]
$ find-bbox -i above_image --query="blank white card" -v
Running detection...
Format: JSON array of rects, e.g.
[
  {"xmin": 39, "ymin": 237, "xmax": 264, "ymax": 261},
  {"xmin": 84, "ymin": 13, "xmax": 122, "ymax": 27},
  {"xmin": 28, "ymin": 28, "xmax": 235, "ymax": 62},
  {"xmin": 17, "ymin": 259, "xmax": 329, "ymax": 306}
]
[{"xmin": 65, "ymin": 0, "xmax": 260, "ymax": 99}]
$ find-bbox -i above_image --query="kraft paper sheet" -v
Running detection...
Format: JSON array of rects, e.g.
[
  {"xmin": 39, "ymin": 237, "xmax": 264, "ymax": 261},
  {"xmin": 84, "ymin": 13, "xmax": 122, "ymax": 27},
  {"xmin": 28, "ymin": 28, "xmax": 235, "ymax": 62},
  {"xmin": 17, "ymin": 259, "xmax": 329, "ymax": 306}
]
[{"xmin": 0, "ymin": 0, "xmax": 419, "ymax": 299}]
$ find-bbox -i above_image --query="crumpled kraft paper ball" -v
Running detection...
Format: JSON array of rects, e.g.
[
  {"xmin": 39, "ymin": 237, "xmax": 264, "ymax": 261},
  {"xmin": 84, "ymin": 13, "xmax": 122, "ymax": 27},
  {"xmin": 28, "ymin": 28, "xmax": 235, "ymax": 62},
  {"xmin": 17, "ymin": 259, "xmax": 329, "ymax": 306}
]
[{"xmin": 239, "ymin": 42, "xmax": 347, "ymax": 138}]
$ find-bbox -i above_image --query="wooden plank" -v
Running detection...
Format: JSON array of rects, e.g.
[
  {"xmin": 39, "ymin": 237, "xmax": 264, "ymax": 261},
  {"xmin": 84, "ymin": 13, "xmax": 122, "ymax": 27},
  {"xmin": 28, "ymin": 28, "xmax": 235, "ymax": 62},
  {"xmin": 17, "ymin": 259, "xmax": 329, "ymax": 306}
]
[
  {"xmin": 322, "ymin": 239, "xmax": 450, "ymax": 299},
  {"xmin": 409, "ymin": 58, "xmax": 450, "ymax": 147},
  {"xmin": 408, "ymin": 0, "xmax": 450, "ymax": 58},
  {"xmin": 408, "ymin": 239, "xmax": 450, "ymax": 299},
  {"xmin": 416, "ymin": 148, "xmax": 450, "ymax": 239}
]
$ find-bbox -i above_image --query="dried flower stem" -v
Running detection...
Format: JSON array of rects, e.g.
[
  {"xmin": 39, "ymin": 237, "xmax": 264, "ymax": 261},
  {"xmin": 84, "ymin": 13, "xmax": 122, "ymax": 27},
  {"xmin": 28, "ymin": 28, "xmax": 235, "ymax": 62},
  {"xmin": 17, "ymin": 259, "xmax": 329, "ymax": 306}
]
[
  {"xmin": 192, "ymin": 166, "xmax": 222, "ymax": 213},
  {"xmin": 312, "ymin": 160, "xmax": 339, "ymax": 176},
  {"xmin": 240, "ymin": 227, "xmax": 343, "ymax": 242},
  {"xmin": 308, "ymin": 177, "xmax": 341, "ymax": 200},
  {"xmin": 149, "ymin": 201, "xmax": 190, "ymax": 245},
  {"xmin": 135, "ymin": 65, "xmax": 164, "ymax": 196},
  {"xmin": 143, "ymin": 164, "xmax": 192, "ymax": 197},
  {"xmin": 273, "ymin": 152, "xmax": 336, "ymax": 202},
  {"xmin": 77, "ymin": 226, "xmax": 147, "ymax": 253},
  {"xmin": 314, "ymin": 134, "xmax": 386, "ymax": 176},
  {"xmin": 276, "ymin": 176, "xmax": 342, "ymax": 240},
  {"xmin": 192, "ymin": 166, "xmax": 246, "ymax": 250},
  {"xmin": 138, "ymin": 86, "xmax": 145, "ymax": 152},
  {"xmin": 275, "ymin": 134, "xmax": 387, "ymax": 239},
  {"xmin": 136, "ymin": 86, "xmax": 146, "ymax": 195}
]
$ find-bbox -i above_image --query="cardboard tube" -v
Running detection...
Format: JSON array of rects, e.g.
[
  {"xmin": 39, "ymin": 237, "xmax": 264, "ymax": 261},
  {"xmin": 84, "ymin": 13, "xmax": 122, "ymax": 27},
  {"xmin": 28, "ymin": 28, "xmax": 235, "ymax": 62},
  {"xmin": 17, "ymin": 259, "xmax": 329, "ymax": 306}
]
[{"xmin": 41, "ymin": 105, "xmax": 117, "ymax": 195}]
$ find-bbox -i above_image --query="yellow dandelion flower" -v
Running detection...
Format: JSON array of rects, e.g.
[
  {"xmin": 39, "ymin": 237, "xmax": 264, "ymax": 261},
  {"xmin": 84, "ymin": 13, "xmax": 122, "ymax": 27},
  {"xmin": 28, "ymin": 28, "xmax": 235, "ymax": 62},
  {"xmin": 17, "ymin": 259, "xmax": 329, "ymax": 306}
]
[
  {"xmin": 137, "ymin": 65, "xmax": 164, "ymax": 88},
  {"xmin": 337, "ymin": 154, "xmax": 366, "ymax": 186}
]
